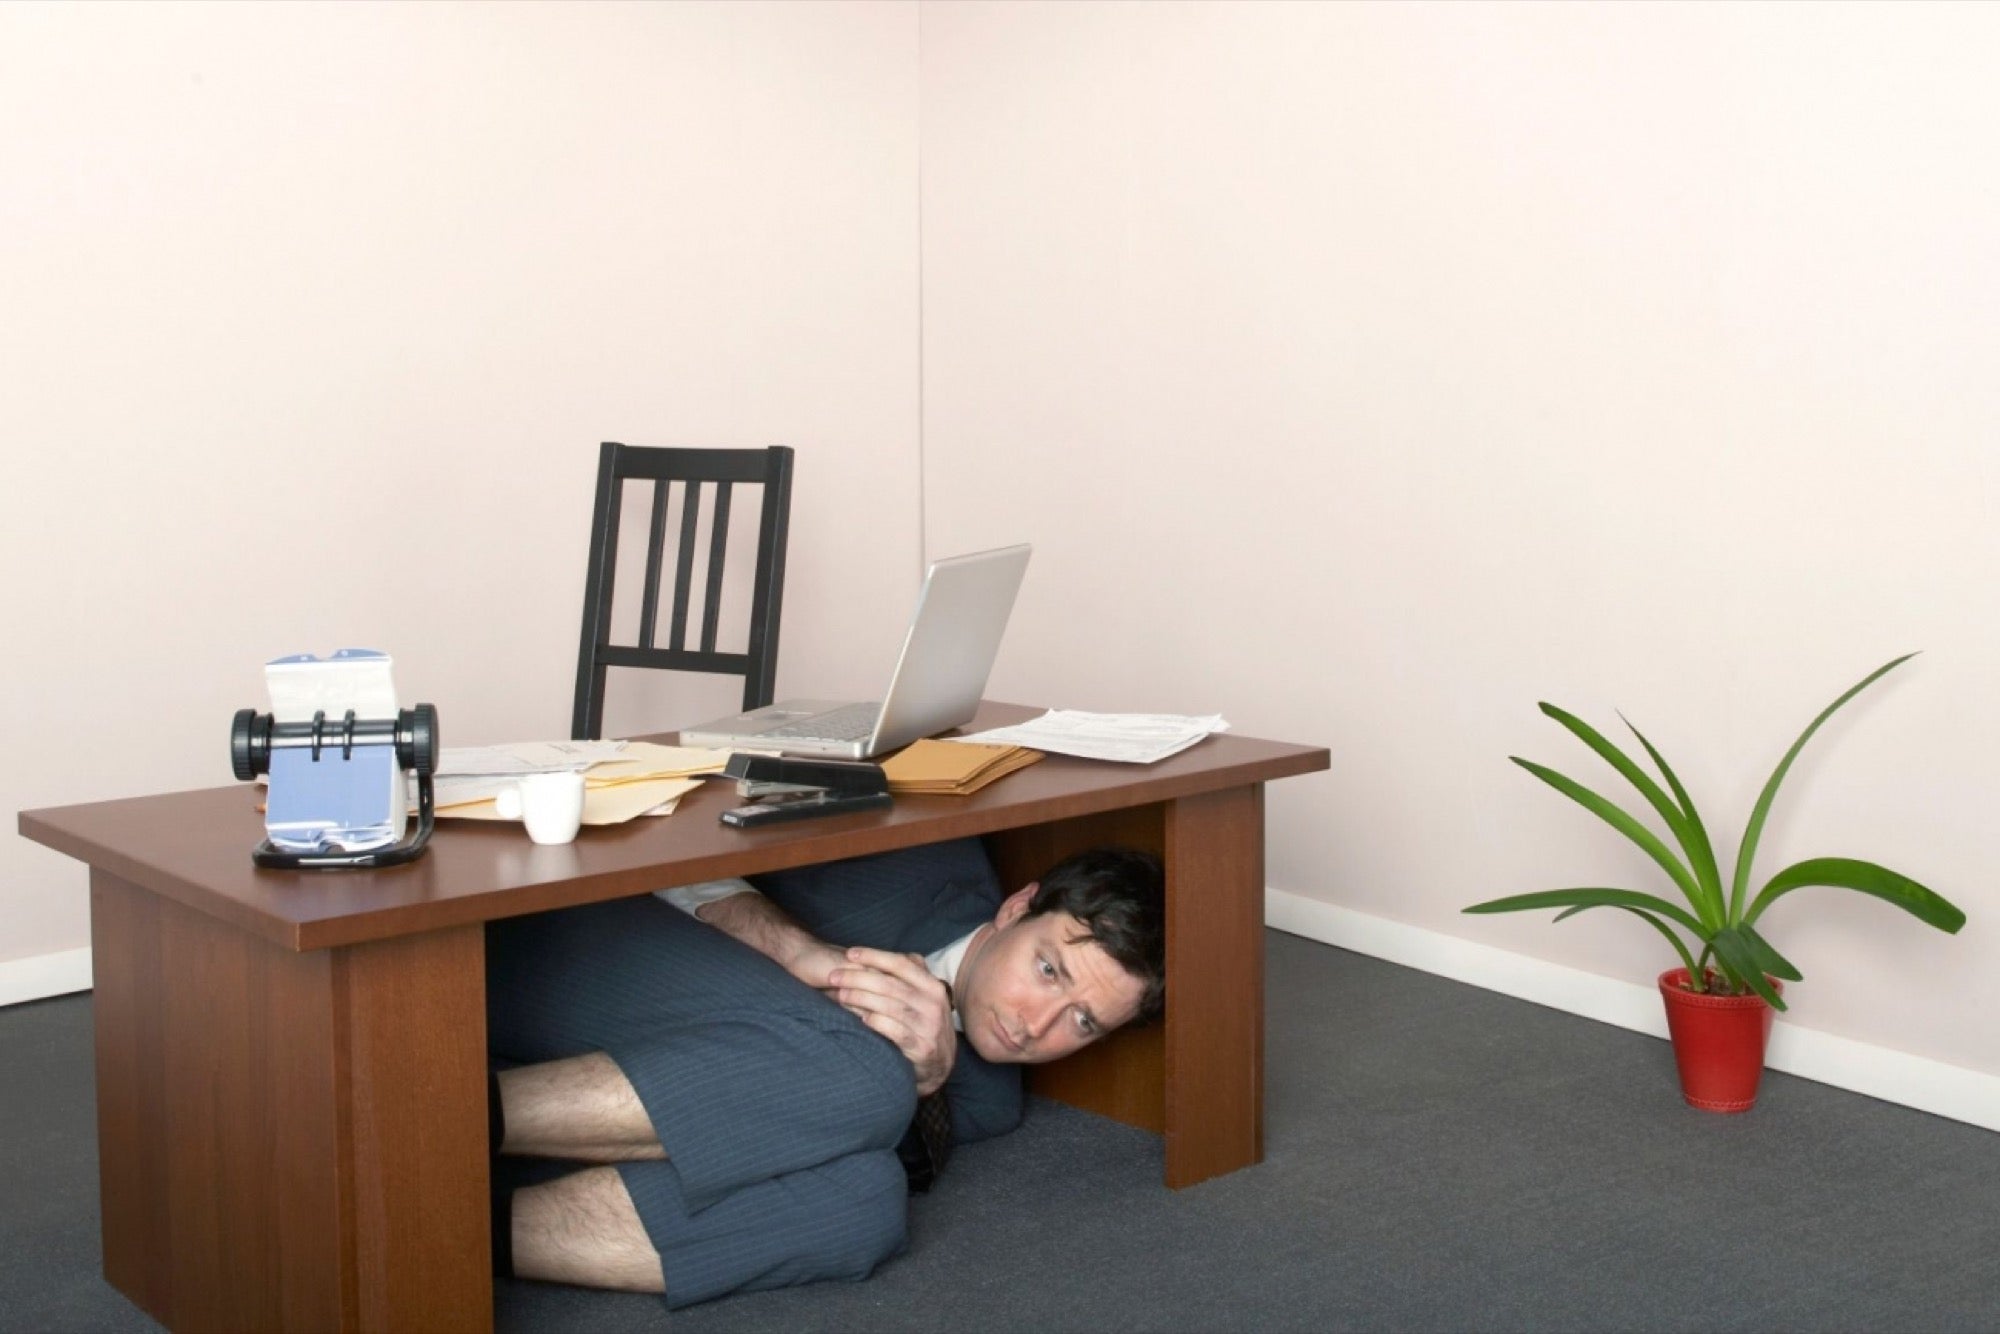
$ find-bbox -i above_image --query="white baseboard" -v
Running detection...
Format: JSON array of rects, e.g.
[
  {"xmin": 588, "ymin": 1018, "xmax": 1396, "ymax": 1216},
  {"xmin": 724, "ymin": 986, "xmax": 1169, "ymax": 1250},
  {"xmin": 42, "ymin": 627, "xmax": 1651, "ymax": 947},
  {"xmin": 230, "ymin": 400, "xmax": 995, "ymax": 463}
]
[
  {"xmin": 0, "ymin": 947, "xmax": 92, "ymax": 1008},
  {"xmin": 1266, "ymin": 888, "xmax": 2000, "ymax": 1136}
]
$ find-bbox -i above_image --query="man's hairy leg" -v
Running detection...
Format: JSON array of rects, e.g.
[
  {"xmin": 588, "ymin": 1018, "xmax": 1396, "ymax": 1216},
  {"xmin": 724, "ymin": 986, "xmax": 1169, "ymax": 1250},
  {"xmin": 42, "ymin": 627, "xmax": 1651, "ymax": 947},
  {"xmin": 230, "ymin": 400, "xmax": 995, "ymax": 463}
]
[
  {"xmin": 498, "ymin": 1052, "xmax": 667, "ymax": 1161},
  {"xmin": 513, "ymin": 1166, "xmax": 665, "ymax": 1293}
]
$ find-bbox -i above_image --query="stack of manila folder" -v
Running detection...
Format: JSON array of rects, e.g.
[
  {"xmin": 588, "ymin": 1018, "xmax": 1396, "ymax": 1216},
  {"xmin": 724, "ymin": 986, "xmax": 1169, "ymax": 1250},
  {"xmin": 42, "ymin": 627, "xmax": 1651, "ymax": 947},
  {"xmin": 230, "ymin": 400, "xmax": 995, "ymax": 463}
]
[
  {"xmin": 437, "ymin": 742, "xmax": 729, "ymax": 825},
  {"xmin": 880, "ymin": 738, "xmax": 1043, "ymax": 796}
]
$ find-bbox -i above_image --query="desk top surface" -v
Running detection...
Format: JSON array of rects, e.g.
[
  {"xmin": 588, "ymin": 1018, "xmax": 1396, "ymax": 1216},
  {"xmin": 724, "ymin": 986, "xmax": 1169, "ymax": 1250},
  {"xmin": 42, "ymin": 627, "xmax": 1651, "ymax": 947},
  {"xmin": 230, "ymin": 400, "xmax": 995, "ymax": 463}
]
[{"xmin": 20, "ymin": 702, "xmax": 1328, "ymax": 952}]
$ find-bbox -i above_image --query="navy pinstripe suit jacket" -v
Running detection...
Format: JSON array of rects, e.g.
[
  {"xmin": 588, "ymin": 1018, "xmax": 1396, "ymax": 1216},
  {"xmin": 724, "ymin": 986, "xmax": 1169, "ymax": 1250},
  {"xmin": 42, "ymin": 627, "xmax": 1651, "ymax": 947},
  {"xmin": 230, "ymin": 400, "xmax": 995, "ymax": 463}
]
[{"xmin": 752, "ymin": 837, "xmax": 1025, "ymax": 1147}]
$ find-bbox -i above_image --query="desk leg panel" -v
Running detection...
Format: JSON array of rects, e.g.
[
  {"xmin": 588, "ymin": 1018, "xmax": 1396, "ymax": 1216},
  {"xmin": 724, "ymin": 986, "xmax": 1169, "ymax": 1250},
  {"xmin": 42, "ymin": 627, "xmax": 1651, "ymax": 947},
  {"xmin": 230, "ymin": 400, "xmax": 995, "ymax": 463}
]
[
  {"xmin": 337, "ymin": 922, "xmax": 493, "ymax": 1332},
  {"xmin": 87, "ymin": 872, "xmax": 491, "ymax": 1333},
  {"xmin": 90, "ymin": 875, "xmax": 180, "ymax": 1326},
  {"xmin": 1161, "ymin": 784, "xmax": 1265, "ymax": 1188}
]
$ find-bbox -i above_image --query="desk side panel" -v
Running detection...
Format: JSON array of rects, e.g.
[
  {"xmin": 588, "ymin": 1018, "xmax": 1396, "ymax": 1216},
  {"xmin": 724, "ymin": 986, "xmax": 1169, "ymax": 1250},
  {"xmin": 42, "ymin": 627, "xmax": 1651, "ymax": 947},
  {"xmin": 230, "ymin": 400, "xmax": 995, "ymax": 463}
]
[
  {"xmin": 91, "ymin": 871, "xmax": 346, "ymax": 1331},
  {"xmin": 87, "ymin": 876, "xmax": 492, "ymax": 1333}
]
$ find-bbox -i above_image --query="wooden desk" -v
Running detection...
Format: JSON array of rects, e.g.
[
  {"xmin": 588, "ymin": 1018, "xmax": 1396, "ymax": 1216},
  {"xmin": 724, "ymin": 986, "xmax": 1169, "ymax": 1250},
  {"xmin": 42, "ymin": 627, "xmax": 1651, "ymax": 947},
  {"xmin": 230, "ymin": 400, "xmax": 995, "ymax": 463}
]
[{"xmin": 19, "ymin": 702, "xmax": 1326, "ymax": 1333}]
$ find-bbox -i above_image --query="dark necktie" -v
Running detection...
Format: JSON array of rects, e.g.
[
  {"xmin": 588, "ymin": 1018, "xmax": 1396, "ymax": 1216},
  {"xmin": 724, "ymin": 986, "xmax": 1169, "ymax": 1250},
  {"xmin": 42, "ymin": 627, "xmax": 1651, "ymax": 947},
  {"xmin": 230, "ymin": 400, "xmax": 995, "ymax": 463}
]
[
  {"xmin": 898, "ymin": 1089, "xmax": 952, "ymax": 1194},
  {"xmin": 895, "ymin": 982, "xmax": 956, "ymax": 1193}
]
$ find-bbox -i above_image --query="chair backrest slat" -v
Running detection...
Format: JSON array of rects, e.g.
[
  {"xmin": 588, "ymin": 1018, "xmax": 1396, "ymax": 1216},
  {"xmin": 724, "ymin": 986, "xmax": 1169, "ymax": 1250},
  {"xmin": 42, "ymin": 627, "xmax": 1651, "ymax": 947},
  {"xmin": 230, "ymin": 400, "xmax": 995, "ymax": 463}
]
[
  {"xmin": 668, "ymin": 481, "xmax": 701, "ymax": 652},
  {"xmin": 701, "ymin": 481, "xmax": 733, "ymax": 654},
  {"xmin": 637, "ymin": 478, "xmax": 671, "ymax": 650}
]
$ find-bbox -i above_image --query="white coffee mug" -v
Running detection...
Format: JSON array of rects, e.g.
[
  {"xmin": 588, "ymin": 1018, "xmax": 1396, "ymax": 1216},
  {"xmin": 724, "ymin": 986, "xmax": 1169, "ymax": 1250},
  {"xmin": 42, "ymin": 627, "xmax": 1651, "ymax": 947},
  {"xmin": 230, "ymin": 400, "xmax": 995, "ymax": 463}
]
[{"xmin": 495, "ymin": 771, "xmax": 587, "ymax": 845}]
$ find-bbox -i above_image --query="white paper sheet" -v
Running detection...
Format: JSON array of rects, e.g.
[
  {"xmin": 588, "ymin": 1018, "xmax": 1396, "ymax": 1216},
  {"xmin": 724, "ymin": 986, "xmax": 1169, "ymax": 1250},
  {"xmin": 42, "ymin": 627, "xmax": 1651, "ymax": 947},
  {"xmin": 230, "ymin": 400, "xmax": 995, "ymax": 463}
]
[
  {"xmin": 435, "ymin": 740, "xmax": 629, "ymax": 777},
  {"xmin": 951, "ymin": 711, "xmax": 1229, "ymax": 764}
]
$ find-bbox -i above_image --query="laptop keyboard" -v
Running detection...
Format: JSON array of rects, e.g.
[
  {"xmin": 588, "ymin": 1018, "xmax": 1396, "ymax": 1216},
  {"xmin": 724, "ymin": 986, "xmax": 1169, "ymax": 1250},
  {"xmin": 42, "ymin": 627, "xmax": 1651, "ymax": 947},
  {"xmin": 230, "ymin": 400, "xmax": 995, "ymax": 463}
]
[{"xmin": 760, "ymin": 703, "xmax": 881, "ymax": 742}]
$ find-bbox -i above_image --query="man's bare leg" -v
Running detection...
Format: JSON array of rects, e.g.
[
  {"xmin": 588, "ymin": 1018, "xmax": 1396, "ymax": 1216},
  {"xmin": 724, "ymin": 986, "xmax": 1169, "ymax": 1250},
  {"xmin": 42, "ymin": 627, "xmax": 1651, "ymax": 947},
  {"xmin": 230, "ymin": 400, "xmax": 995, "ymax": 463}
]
[
  {"xmin": 513, "ymin": 1165, "xmax": 666, "ymax": 1293},
  {"xmin": 498, "ymin": 1052, "xmax": 667, "ymax": 1161}
]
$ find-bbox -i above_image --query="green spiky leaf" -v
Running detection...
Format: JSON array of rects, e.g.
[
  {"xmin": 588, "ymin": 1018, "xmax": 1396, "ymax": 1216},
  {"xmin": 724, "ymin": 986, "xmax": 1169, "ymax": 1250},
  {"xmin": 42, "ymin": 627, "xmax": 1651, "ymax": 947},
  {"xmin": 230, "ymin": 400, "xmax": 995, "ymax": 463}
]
[
  {"xmin": 1620, "ymin": 715, "xmax": 1725, "ymax": 915},
  {"xmin": 1746, "ymin": 857, "xmax": 1966, "ymax": 934},
  {"xmin": 1729, "ymin": 654, "xmax": 1919, "ymax": 920},
  {"xmin": 1510, "ymin": 757, "xmax": 1710, "ymax": 924},
  {"xmin": 1709, "ymin": 925, "xmax": 1788, "ymax": 1010},
  {"xmin": 1538, "ymin": 704, "xmax": 1725, "ymax": 928},
  {"xmin": 1465, "ymin": 886, "xmax": 1706, "ymax": 936},
  {"xmin": 1553, "ymin": 902, "xmax": 1701, "ymax": 977},
  {"xmin": 1735, "ymin": 921, "xmax": 1804, "ymax": 982}
]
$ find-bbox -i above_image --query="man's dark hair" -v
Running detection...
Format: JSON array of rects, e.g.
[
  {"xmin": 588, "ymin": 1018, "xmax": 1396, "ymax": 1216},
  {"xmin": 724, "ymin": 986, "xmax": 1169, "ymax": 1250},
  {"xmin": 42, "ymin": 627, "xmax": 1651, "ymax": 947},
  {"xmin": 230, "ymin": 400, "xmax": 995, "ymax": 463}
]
[{"xmin": 1025, "ymin": 847, "xmax": 1166, "ymax": 1024}]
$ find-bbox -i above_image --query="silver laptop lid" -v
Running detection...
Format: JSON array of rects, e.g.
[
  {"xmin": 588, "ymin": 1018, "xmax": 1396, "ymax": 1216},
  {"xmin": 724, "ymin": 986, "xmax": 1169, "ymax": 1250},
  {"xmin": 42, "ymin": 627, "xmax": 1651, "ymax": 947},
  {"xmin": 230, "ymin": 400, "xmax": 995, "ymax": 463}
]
[{"xmin": 865, "ymin": 543, "xmax": 1032, "ymax": 754}]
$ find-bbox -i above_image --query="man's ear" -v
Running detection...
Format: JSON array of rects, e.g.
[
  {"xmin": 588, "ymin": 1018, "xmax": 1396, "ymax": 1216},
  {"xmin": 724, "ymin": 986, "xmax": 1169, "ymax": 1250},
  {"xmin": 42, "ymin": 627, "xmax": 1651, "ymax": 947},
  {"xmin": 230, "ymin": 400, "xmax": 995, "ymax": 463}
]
[{"xmin": 994, "ymin": 882, "xmax": 1037, "ymax": 928}]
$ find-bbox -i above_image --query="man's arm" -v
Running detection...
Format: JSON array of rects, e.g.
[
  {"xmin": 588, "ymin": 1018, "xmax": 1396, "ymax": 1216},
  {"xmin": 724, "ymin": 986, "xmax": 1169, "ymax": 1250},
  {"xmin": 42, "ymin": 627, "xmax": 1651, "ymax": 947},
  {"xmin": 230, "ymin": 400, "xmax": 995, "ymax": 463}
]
[
  {"xmin": 693, "ymin": 887, "xmax": 846, "ymax": 990},
  {"xmin": 660, "ymin": 878, "xmax": 958, "ymax": 1094},
  {"xmin": 708, "ymin": 902, "xmax": 957, "ymax": 1093}
]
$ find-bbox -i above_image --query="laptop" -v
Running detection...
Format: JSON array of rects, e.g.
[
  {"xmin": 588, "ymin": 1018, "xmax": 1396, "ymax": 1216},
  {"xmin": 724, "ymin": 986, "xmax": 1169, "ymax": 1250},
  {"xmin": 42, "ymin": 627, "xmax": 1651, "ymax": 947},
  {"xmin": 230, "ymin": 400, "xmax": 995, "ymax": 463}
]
[{"xmin": 678, "ymin": 543, "xmax": 1032, "ymax": 759}]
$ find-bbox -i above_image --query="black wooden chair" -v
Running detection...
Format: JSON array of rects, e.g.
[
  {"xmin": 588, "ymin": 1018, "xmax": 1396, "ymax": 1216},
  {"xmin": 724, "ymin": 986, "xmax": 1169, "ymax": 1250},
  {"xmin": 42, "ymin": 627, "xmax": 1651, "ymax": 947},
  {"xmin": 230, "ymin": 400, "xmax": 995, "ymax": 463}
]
[{"xmin": 571, "ymin": 442, "xmax": 794, "ymax": 740}]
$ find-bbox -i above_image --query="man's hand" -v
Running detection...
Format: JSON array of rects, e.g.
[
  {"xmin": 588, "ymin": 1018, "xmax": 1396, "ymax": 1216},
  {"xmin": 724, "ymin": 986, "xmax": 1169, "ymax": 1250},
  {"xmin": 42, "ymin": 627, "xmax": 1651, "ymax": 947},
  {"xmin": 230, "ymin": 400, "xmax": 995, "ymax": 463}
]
[
  {"xmin": 693, "ymin": 893, "xmax": 956, "ymax": 1092},
  {"xmin": 828, "ymin": 947, "xmax": 957, "ymax": 1096}
]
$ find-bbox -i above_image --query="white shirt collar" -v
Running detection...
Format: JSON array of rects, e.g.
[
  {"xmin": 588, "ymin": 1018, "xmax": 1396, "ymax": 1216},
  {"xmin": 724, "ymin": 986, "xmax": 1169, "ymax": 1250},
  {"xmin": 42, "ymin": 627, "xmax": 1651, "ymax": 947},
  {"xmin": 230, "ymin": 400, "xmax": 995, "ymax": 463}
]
[{"xmin": 924, "ymin": 927, "xmax": 982, "ymax": 1031}]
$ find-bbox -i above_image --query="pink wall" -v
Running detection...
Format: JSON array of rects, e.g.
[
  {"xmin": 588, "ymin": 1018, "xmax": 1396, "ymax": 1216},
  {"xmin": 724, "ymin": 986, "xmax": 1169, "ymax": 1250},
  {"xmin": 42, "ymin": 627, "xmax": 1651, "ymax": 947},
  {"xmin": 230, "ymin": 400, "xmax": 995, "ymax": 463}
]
[
  {"xmin": 2, "ymin": 2, "xmax": 923, "ymax": 961},
  {"xmin": 920, "ymin": 2, "xmax": 1999, "ymax": 1077}
]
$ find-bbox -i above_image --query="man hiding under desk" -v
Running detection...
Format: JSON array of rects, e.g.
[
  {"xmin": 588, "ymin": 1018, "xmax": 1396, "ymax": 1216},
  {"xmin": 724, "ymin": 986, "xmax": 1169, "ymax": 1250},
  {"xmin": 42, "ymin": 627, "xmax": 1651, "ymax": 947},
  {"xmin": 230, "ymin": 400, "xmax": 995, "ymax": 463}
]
[{"xmin": 485, "ymin": 838, "xmax": 1166, "ymax": 1306}]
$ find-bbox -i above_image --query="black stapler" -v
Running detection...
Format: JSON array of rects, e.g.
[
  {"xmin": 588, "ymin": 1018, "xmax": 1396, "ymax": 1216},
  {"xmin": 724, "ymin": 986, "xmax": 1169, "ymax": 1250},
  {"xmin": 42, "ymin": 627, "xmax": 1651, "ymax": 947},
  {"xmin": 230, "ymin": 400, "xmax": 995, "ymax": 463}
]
[{"xmin": 717, "ymin": 754, "xmax": 892, "ymax": 828}]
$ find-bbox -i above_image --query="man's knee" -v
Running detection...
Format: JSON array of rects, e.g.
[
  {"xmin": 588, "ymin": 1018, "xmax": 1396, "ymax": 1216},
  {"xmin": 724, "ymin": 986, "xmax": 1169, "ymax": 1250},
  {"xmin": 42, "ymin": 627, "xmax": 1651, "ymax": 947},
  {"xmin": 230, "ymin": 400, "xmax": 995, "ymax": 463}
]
[
  {"xmin": 618, "ymin": 1150, "xmax": 907, "ymax": 1305},
  {"xmin": 797, "ymin": 1150, "xmax": 909, "ymax": 1280},
  {"xmin": 824, "ymin": 1017, "xmax": 919, "ymax": 1151}
]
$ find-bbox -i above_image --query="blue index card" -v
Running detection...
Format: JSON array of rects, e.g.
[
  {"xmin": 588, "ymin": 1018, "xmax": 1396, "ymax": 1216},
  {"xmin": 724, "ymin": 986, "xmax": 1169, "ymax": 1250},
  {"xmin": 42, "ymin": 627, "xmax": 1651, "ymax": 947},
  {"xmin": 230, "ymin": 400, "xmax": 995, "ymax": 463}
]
[{"xmin": 265, "ymin": 744, "xmax": 405, "ymax": 853}]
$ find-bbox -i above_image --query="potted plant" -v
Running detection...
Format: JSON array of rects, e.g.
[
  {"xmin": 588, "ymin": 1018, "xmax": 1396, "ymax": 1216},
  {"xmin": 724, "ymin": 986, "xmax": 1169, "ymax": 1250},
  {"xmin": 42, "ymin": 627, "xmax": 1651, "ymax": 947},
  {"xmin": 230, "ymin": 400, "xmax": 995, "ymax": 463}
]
[{"xmin": 1465, "ymin": 653, "xmax": 1966, "ymax": 1112}]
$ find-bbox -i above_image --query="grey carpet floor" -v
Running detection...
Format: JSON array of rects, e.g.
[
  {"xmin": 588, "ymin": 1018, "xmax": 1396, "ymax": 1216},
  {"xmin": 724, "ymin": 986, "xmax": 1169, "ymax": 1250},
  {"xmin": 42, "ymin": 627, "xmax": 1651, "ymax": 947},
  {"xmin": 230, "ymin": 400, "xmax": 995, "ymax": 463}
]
[{"xmin": 3, "ymin": 931, "xmax": 1996, "ymax": 1333}]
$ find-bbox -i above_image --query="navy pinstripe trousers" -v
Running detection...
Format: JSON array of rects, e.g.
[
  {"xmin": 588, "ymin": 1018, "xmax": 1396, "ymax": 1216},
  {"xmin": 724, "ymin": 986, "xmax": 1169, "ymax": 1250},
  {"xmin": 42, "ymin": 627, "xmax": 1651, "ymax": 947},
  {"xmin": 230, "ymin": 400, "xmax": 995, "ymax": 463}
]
[{"xmin": 486, "ymin": 893, "xmax": 916, "ymax": 1307}]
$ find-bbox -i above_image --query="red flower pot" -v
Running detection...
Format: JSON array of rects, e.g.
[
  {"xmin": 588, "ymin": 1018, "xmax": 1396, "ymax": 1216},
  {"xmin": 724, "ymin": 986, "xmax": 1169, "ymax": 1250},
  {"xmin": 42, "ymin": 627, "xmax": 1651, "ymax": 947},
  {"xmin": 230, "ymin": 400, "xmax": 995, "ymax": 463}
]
[{"xmin": 1657, "ymin": 967, "xmax": 1780, "ymax": 1112}]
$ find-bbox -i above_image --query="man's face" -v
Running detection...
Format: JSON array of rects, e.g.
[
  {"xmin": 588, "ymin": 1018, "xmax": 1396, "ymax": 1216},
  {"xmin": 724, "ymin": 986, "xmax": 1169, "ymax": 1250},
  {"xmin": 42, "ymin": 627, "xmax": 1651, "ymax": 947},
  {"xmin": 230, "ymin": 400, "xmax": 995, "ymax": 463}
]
[{"xmin": 954, "ymin": 884, "xmax": 1148, "ymax": 1066}]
